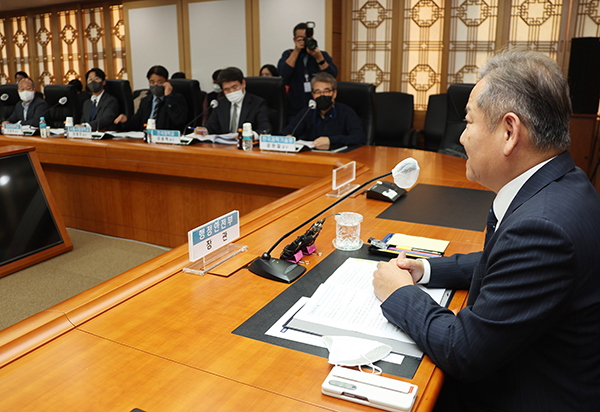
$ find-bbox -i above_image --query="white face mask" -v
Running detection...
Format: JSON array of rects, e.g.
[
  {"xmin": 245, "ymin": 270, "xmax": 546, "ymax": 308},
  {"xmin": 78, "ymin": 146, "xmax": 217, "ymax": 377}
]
[
  {"xmin": 19, "ymin": 90, "xmax": 35, "ymax": 103},
  {"xmin": 322, "ymin": 336, "xmax": 392, "ymax": 372},
  {"xmin": 225, "ymin": 89, "xmax": 244, "ymax": 105},
  {"xmin": 213, "ymin": 84, "xmax": 222, "ymax": 93}
]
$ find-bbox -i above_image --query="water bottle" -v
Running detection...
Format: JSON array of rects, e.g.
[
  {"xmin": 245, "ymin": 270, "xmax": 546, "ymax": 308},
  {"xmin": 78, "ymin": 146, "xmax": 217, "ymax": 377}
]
[
  {"xmin": 242, "ymin": 122, "xmax": 253, "ymax": 151},
  {"xmin": 146, "ymin": 118, "xmax": 156, "ymax": 143},
  {"xmin": 39, "ymin": 117, "xmax": 48, "ymax": 138}
]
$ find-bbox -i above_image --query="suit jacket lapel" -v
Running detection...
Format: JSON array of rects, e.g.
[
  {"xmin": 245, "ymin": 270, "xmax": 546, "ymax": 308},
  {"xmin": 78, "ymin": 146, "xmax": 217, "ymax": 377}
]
[
  {"xmin": 503, "ymin": 151, "xmax": 575, "ymax": 223},
  {"xmin": 238, "ymin": 94, "xmax": 251, "ymax": 126}
]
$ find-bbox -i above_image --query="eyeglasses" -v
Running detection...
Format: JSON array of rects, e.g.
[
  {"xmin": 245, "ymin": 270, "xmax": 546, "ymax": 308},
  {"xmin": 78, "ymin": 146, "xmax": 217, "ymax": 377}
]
[{"xmin": 312, "ymin": 88, "xmax": 334, "ymax": 97}]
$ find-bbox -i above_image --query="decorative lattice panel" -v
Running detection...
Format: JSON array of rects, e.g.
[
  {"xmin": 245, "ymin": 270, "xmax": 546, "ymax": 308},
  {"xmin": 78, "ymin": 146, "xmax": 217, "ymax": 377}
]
[
  {"xmin": 447, "ymin": 0, "xmax": 498, "ymax": 85},
  {"xmin": 34, "ymin": 13, "xmax": 55, "ymax": 87},
  {"xmin": 507, "ymin": 0, "xmax": 564, "ymax": 59},
  {"xmin": 402, "ymin": 0, "xmax": 446, "ymax": 110},
  {"xmin": 111, "ymin": 5, "xmax": 127, "ymax": 80},
  {"xmin": 83, "ymin": 7, "xmax": 106, "ymax": 72},
  {"xmin": 11, "ymin": 16, "xmax": 31, "ymax": 78},
  {"xmin": 574, "ymin": 0, "xmax": 600, "ymax": 37},
  {"xmin": 350, "ymin": 0, "xmax": 394, "ymax": 92},
  {"xmin": 0, "ymin": 20, "xmax": 9, "ymax": 84}
]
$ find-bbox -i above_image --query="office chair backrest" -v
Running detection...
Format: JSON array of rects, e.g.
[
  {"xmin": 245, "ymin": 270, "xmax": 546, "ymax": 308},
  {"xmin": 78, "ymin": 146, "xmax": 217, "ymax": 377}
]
[
  {"xmin": 374, "ymin": 91, "xmax": 414, "ymax": 147},
  {"xmin": 335, "ymin": 81, "xmax": 377, "ymax": 145},
  {"xmin": 437, "ymin": 83, "xmax": 475, "ymax": 157},
  {"xmin": 104, "ymin": 79, "xmax": 134, "ymax": 120},
  {"xmin": 170, "ymin": 79, "xmax": 205, "ymax": 127},
  {"xmin": 43, "ymin": 84, "xmax": 81, "ymax": 127},
  {"xmin": 244, "ymin": 76, "xmax": 287, "ymax": 134},
  {"xmin": 0, "ymin": 84, "xmax": 19, "ymax": 122},
  {"xmin": 423, "ymin": 93, "xmax": 447, "ymax": 152}
]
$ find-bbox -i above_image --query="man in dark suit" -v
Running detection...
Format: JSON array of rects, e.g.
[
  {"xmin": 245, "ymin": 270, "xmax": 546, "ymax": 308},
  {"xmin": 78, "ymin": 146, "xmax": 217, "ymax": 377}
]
[
  {"xmin": 80, "ymin": 68, "xmax": 119, "ymax": 130},
  {"xmin": 373, "ymin": 49, "xmax": 600, "ymax": 412},
  {"xmin": 2, "ymin": 77, "xmax": 49, "ymax": 127},
  {"xmin": 194, "ymin": 67, "xmax": 271, "ymax": 135},
  {"xmin": 114, "ymin": 65, "xmax": 187, "ymax": 132}
]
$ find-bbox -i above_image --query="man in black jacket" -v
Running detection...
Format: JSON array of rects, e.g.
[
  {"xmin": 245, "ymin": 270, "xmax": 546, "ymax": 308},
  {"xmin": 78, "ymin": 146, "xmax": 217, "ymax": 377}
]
[
  {"xmin": 114, "ymin": 65, "xmax": 187, "ymax": 131},
  {"xmin": 81, "ymin": 68, "xmax": 119, "ymax": 131},
  {"xmin": 2, "ymin": 78, "xmax": 49, "ymax": 128}
]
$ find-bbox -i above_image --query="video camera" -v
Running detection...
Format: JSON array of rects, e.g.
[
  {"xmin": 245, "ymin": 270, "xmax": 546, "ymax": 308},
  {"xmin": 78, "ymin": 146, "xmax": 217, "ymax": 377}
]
[{"xmin": 304, "ymin": 21, "xmax": 318, "ymax": 51}]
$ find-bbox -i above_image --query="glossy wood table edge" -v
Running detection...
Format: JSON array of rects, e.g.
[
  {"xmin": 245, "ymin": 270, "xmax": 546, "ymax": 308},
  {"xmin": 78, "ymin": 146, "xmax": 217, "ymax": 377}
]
[{"xmin": 0, "ymin": 135, "xmax": 353, "ymax": 190}]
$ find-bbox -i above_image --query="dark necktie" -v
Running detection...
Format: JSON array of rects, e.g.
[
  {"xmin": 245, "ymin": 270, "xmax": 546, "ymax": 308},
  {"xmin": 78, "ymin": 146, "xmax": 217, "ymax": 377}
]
[
  {"xmin": 230, "ymin": 103, "xmax": 238, "ymax": 133},
  {"xmin": 90, "ymin": 98, "xmax": 97, "ymax": 120},
  {"xmin": 152, "ymin": 98, "xmax": 162, "ymax": 120},
  {"xmin": 484, "ymin": 207, "xmax": 497, "ymax": 248}
]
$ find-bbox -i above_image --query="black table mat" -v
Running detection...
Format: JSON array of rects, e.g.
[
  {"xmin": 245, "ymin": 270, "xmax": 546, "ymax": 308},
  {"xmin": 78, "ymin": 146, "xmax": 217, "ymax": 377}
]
[
  {"xmin": 232, "ymin": 245, "xmax": 422, "ymax": 379},
  {"xmin": 378, "ymin": 183, "xmax": 495, "ymax": 231}
]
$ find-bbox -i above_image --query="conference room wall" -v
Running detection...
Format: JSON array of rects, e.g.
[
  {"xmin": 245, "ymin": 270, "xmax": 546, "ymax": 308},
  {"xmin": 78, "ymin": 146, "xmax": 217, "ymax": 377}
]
[{"xmin": 123, "ymin": 0, "xmax": 329, "ymax": 91}]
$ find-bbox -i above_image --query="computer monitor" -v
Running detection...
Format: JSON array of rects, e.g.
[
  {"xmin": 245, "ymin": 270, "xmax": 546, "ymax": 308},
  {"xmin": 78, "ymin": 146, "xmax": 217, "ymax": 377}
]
[{"xmin": 0, "ymin": 145, "xmax": 72, "ymax": 278}]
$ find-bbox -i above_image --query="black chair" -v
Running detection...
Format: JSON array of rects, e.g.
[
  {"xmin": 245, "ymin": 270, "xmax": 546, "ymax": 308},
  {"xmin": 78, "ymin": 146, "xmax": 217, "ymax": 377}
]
[
  {"xmin": 437, "ymin": 83, "xmax": 475, "ymax": 157},
  {"xmin": 374, "ymin": 91, "xmax": 415, "ymax": 147},
  {"xmin": 170, "ymin": 79, "xmax": 205, "ymax": 129},
  {"xmin": 105, "ymin": 79, "xmax": 134, "ymax": 121},
  {"xmin": 43, "ymin": 84, "xmax": 81, "ymax": 127},
  {"xmin": 0, "ymin": 84, "xmax": 19, "ymax": 122},
  {"xmin": 422, "ymin": 93, "xmax": 447, "ymax": 152},
  {"xmin": 335, "ymin": 81, "xmax": 376, "ymax": 145},
  {"xmin": 245, "ymin": 76, "xmax": 287, "ymax": 134}
]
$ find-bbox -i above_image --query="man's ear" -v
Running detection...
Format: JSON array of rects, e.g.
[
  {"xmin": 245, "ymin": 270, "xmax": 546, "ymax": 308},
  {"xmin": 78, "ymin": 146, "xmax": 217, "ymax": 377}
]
[{"xmin": 502, "ymin": 112, "xmax": 522, "ymax": 156}]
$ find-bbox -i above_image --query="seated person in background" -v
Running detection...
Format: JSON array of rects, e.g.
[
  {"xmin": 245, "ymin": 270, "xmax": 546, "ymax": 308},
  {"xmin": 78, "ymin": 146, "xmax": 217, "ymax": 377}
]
[
  {"xmin": 114, "ymin": 65, "xmax": 187, "ymax": 131},
  {"xmin": 2, "ymin": 77, "xmax": 49, "ymax": 128},
  {"xmin": 260, "ymin": 64, "xmax": 279, "ymax": 77},
  {"xmin": 15, "ymin": 71, "xmax": 28, "ymax": 83},
  {"xmin": 80, "ymin": 68, "xmax": 119, "ymax": 131},
  {"xmin": 195, "ymin": 67, "xmax": 271, "ymax": 135},
  {"xmin": 69, "ymin": 78, "xmax": 91, "ymax": 112},
  {"xmin": 281, "ymin": 72, "xmax": 365, "ymax": 150},
  {"xmin": 202, "ymin": 69, "xmax": 223, "ymax": 125}
]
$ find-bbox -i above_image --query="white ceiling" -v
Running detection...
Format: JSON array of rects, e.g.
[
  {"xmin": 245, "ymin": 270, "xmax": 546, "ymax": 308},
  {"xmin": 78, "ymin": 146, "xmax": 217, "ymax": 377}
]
[{"xmin": 0, "ymin": 0, "xmax": 87, "ymax": 13}]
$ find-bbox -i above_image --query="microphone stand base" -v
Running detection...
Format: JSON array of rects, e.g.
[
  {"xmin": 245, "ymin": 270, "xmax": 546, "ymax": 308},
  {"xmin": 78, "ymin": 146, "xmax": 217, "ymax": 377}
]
[{"xmin": 248, "ymin": 256, "xmax": 306, "ymax": 283}]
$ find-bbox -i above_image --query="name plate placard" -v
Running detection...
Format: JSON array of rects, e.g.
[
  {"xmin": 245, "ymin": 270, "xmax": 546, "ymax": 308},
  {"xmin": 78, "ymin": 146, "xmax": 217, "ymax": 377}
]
[
  {"xmin": 2, "ymin": 124, "xmax": 23, "ymax": 136},
  {"xmin": 188, "ymin": 210, "xmax": 239, "ymax": 262},
  {"xmin": 260, "ymin": 135, "xmax": 296, "ymax": 152},
  {"xmin": 67, "ymin": 126, "xmax": 92, "ymax": 139},
  {"xmin": 150, "ymin": 129, "xmax": 181, "ymax": 144}
]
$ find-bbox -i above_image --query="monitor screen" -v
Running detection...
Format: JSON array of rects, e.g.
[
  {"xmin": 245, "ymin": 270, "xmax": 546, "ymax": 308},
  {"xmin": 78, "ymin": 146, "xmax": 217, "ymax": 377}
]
[{"xmin": 0, "ymin": 152, "xmax": 64, "ymax": 267}]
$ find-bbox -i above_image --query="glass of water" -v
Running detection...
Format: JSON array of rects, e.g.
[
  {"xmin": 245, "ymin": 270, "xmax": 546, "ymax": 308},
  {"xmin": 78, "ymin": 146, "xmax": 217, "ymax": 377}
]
[{"xmin": 333, "ymin": 212, "xmax": 363, "ymax": 251}]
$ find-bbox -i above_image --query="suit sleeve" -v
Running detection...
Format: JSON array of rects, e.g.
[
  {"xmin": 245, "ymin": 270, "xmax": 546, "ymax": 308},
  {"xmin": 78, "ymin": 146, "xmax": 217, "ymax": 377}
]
[
  {"xmin": 281, "ymin": 110, "xmax": 307, "ymax": 137},
  {"xmin": 327, "ymin": 106, "xmax": 366, "ymax": 148},
  {"xmin": 278, "ymin": 50, "xmax": 294, "ymax": 81},
  {"xmin": 254, "ymin": 98, "xmax": 272, "ymax": 133},
  {"xmin": 89, "ymin": 94, "xmax": 119, "ymax": 131},
  {"xmin": 25, "ymin": 100, "xmax": 50, "ymax": 127},
  {"xmin": 6, "ymin": 106, "xmax": 18, "ymax": 123},
  {"xmin": 165, "ymin": 92, "xmax": 188, "ymax": 131},
  {"xmin": 320, "ymin": 51, "xmax": 338, "ymax": 78},
  {"xmin": 204, "ymin": 106, "xmax": 222, "ymax": 134},
  {"xmin": 381, "ymin": 217, "xmax": 575, "ymax": 381}
]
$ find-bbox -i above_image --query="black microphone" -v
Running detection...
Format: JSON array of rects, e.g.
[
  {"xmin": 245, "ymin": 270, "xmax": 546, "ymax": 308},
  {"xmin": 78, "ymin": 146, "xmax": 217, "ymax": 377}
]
[
  {"xmin": 184, "ymin": 99, "xmax": 218, "ymax": 132},
  {"xmin": 38, "ymin": 96, "xmax": 68, "ymax": 119},
  {"xmin": 248, "ymin": 158, "xmax": 420, "ymax": 283},
  {"xmin": 290, "ymin": 99, "xmax": 316, "ymax": 137}
]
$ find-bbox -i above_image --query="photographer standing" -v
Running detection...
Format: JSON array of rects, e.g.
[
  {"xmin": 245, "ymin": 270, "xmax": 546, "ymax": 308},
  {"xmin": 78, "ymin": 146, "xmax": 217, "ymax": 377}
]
[{"xmin": 278, "ymin": 22, "xmax": 338, "ymax": 118}]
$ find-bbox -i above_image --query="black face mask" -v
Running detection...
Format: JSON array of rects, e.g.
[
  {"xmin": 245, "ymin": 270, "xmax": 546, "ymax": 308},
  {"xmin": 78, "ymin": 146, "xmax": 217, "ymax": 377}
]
[
  {"xmin": 87, "ymin": 81, "xmax": 103, "ymax": 93},
  {"xmin": 149, "ymin": 85, "xmax": 165, "ymax": 98},
  {"xmin": 315, "ymin": 95, "xmax": 333, "ymax": 111}
]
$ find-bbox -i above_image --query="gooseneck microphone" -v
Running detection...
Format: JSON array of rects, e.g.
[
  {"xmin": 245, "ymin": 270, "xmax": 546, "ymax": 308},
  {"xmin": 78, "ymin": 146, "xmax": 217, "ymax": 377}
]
[
  {"xmin": 184, "ymin": 99, "xmax": 218, "ymax": 132},
  {"xmin": 248, "ymin": 157, "xmax": 421, "ymax": 283},
  {"xmin": 38, "ymin": 96, "xmax": 68, "ymax": 119},
  {"xmin": 290, "ymin": 99, "xmax": 316, "ymax": 137}
]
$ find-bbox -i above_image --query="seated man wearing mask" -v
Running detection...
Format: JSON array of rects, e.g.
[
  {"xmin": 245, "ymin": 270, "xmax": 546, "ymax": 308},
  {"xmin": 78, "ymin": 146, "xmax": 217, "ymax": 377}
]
[
  {"xmin": 281, "ymin": 72, "xmax": 365, "ymax": 150},
  {"xmin": 114, "ymin": 65, "xmax": 187, "ymax": 131},
  {"xmin": 194, "ymin": 67, "xmax": 271, "ymax": 135},
  {"xmin": 80, "ymin": 68, "xmax": 119, "ymax": 130},
  {"xmin": 2, "ymin": 77, "xmax": 49, "ymax": 127}
]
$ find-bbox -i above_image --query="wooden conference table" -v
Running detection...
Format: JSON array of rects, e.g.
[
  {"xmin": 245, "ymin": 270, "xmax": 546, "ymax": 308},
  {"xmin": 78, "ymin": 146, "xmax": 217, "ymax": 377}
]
[{"xmin": 0, "ymin": 137, "xmax": 487, "ymax": 411}]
